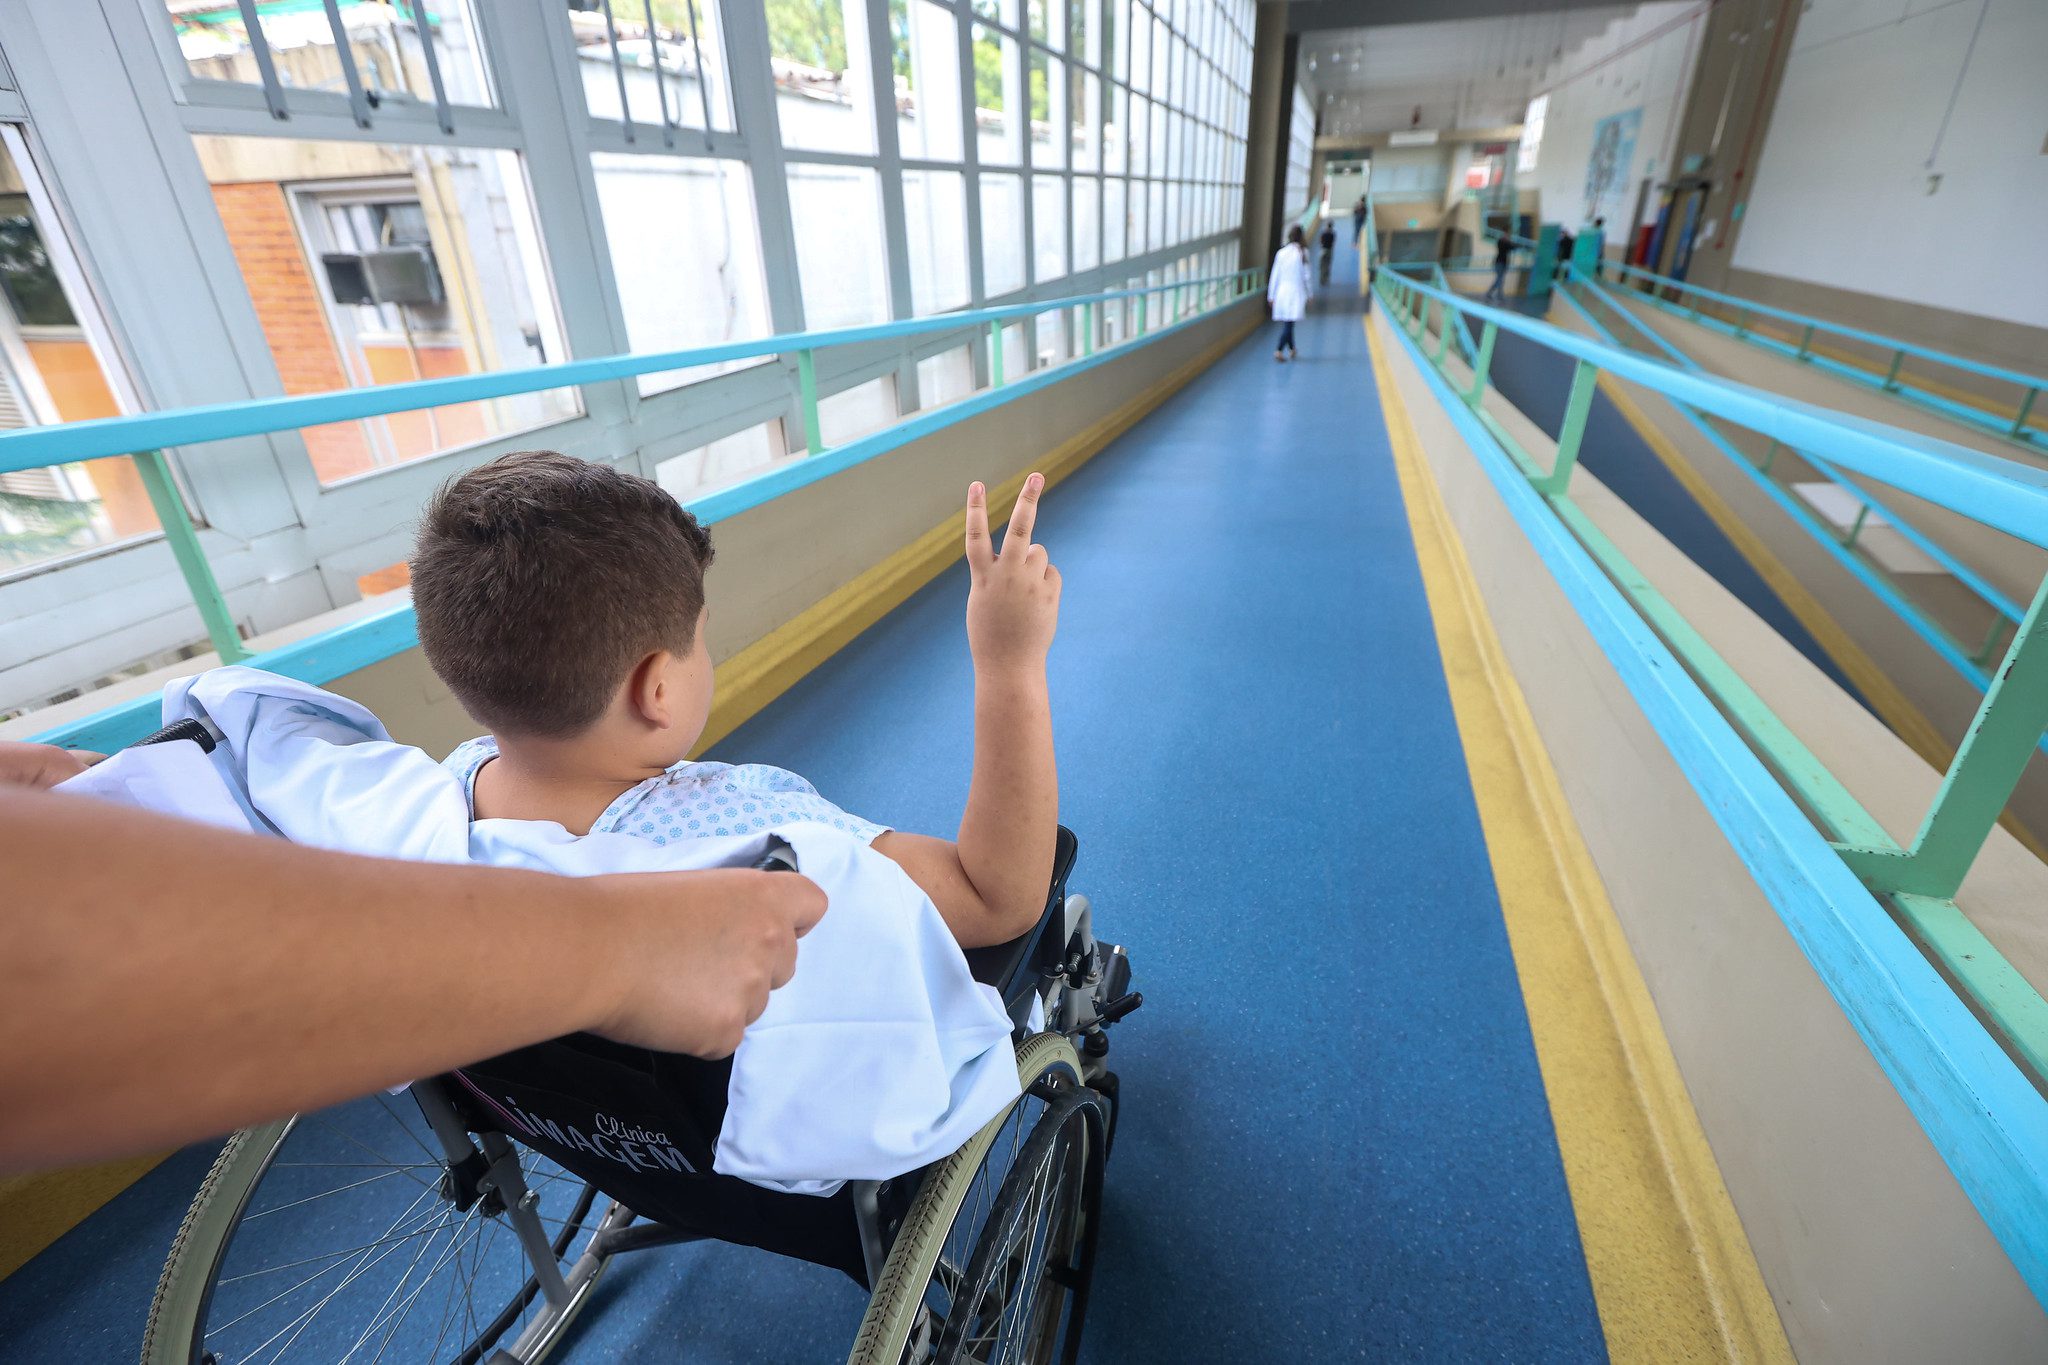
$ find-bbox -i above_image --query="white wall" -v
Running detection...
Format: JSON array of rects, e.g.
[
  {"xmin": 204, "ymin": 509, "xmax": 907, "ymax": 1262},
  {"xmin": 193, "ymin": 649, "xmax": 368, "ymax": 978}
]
[
  {"xmin": 1732, "ymin": 0, "xmax": 2048, "ymax": 330},
  {"xmin": 1368, "ymin": 144, "xmax": 1451, "ymax": 200},
  {"xmin": 1521, "ymin": 2, "xmax": 1703, "ymax": 239}
]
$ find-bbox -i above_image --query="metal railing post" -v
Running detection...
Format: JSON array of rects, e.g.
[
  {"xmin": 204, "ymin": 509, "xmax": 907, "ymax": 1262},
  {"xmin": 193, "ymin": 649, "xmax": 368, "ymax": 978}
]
[
  {"xmin": 132, "ymin": 450, "xmax": 250, "ymax": 663},
  {"xmin": 1136, "ymin": 293, "xmax": 1147, "ymax": 337},
  {"xmin": 1796, "ymin": 323, "xmax": 1816, "ymax": 361},
  {"xmin": 1883, "ymin": 350, "xmax": 1906, "ymax": 391},
  {"xmin": 1082, "ymin": 300, "xmax": 1095, "ymax": 357},
  {"xmin": 2012, "ymin": 387, "xmax": 2038, "ymax": 439},
  {"xmin": 988, "ymin": 322, "xmax": 1005, "ymax": 387},
  {"xmin": 796, "ymin": 348, "xmax": 824, "ymax": 454},
  {"xmin": 1842, "ymin": 575, "xmax": 2048, "ymax": 899},
  {"xmin": 1464, "ymin": 320, "xmax": 1498, "ymax": 407},
  {"xmin": 1535, "ymin": 361, "xmax": 1599, "ymax": 495}
]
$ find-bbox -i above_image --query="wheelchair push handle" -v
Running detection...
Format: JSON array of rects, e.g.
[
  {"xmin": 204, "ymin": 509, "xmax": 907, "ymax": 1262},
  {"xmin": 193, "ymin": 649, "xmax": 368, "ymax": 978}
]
[
  {"xmin": 129, "ymin": 718, "xmax": 218, "ymax": 753},
  {"xmin": 753, "ymin": 836, "xmax": 798, "ymax": 874}
]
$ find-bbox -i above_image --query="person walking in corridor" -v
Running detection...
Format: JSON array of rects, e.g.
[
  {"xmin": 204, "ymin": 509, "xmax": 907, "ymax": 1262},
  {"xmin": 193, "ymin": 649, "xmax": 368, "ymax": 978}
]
[
  {"xmin": 1352, "ymin": 196, "xmax": 1367, "ymax": 242},
  {"xmin": 1319, "ymin": 220, "xmax": 1337, "ymax": 286},
  {"xmin": 1485, "ymin": 233, "xmax": 1515, "ymax": 302},
  {"xmin": 1268, "ymin": 224, "xmax": 1313, "ymax": 362}
]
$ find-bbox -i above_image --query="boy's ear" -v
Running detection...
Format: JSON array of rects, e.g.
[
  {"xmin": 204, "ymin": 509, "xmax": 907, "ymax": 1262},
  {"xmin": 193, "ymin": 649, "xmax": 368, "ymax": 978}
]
[{"xmin": 625, "ymin": 650, "xmax": 674, "ymax": 729}]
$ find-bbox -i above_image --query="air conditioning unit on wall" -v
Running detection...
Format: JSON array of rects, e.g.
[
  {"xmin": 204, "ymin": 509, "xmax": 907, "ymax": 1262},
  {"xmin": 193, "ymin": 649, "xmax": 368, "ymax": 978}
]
[{"xmin": 320, "ymin": 245, "xmax": 445, "ymax": 308}]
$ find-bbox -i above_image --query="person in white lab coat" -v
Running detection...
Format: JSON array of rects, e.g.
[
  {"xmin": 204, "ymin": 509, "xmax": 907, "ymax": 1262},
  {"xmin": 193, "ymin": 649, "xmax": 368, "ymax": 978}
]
[{"xmin": 1267, "ymin": 224, "xmax": 1313, "ymax": 361}]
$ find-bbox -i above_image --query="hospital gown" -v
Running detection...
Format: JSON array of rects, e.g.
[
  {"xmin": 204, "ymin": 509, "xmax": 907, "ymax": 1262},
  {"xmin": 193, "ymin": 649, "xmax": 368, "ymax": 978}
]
[{"xmin": 443, "ymin": 737, "xmax": 888, "ymax": 848}]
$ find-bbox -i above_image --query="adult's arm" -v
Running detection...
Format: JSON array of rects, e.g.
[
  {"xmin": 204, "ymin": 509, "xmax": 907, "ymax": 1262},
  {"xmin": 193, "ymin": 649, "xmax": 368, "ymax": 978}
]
[{"xmin": 0, "ymin": 788, "xmax": 824, "ymax": 1175}]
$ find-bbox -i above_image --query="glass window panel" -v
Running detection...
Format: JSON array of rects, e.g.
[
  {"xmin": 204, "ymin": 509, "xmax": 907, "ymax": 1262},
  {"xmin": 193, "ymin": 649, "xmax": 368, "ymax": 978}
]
[
  {"xmin": 165, "ymin": 0, "xmax": 495, "ymax": 108},
  {"xmin": 1000, "ymin": 320, "xmax": 1027, "ymax": 377},
  {"xmin": 902, "ymin": 169, "xmax": 971, "ymax": 314},
  {"xmin": 787, "ymin": 164, "xmax": 891, "ymax": 327},
  {"xmin": 1128, "ymin": 6, "xmax": 1149, "ymax": 93},
  {"xmin": 570, "ymin": 0, "xmax": 736, "ymax": 132},
  {"xmin": 1102, "ymin": 176, "xmax": 1126, "ymax": 262},
  {"xmin": 0, "ymin": 143, "xmax": 162, "ymax": 576},
  {"xmin": 1104, "ymin": 83, "xmax": 1127, "ymax": 174},
  {"xmin": 916, "ymin": 345, "xmax": 978, "ymax": 409},
  {"xmin": 972, "ymin": 25, "xmax": 1022, "ymax": 165},
  {"xmin": 1107, "ymin": 0, "xmax": 1128, "ymax": 82},
  {"xmin": 1071, "ymin": 67, "xmax": 1099, "ymax": 171},
  {"xmin": 656, "ymin": 421, "xmax": 792, "ymax": 501},
  {"xmin": 1071, "ymin": 175, "xmax": 1100, "ymax": 272},
  {"xmin": 1070, "ymin": 0, "xmax": 1094, "ymax": 66},
  {"xmin": 1034, "ymin": 310, "xmax": 1065, "ymax": 367},
  {"xmin": 1128, "ymin": 97, "xmax": 1148, "ymax": 177},
  {"xmin": 196, "ymin": 135, "xmax": 575, "ymax": 484},
  {"xmin": 769, "ymin": 0, "xmax": 876, "ymax": 153},
  {"xmin": 1149, "ymin": 179, "xmax": 1166, "ymax": 252},
  {"xmin": 591, "ymin": 151, "xmax": 772, "ymax": 396},
  {"xmin": 818, "ymin": 375, "xmax": 899, "ymax": 445},
  {"xmin": 971, "ymin": 0, "xmax": 1019, "ymax": 27},
  {"xmin": 1031, "ymin": 174, "xmax": 1065, "ymax": 283},
  {"xmin": 897, "ymin": 0, "xmax": 965, "ymax": 160},
  {"xmin": 1027, "ymin": 0, "xmax": 1055, "ymax": 47},
  {"xmin": 979, "ymin": 172, "xmax": 1026, "ymax": 296},
  {"xmin": 1029, "ymin": 49, "xmax": 1062, "ymax": 168}
]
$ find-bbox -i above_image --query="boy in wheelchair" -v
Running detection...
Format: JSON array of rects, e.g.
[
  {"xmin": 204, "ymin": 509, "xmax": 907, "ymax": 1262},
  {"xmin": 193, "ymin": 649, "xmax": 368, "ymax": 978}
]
[
  {"xmin": 409, "ymin": 449, "xmax": 1059, "ymax": 955},
  {"xmin": 121, "ymin": 452, "xmax": 1138, "ymax": 1364}
]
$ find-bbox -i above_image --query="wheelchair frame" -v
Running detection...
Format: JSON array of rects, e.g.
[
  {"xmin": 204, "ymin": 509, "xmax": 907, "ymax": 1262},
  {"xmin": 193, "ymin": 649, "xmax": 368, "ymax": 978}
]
[{"xmin": 132, "ymin": 710, "xmax": 1140, "ymax": 1365}]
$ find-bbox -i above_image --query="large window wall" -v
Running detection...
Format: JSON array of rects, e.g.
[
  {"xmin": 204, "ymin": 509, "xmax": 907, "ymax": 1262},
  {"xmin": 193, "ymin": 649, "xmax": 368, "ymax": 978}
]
[{"xmin": 0, "ymin": 0, "xmax": 1254, "ymax": 718}]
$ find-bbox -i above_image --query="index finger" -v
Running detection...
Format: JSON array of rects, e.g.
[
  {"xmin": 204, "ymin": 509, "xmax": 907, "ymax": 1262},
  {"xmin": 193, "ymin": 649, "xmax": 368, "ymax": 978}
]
[
  {"xmin": 964, "ymin": 481, "xmax": 994, "ymax": 574},
  {"xmin": 1006, "ymin": 472, "xmax": 1044, "ymax": 548}
]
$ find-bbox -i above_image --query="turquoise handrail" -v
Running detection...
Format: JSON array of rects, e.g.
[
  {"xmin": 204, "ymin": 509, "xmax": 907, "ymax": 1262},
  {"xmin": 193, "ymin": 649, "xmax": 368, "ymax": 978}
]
[
  {"xmin": 1375, "ymin": 261, "xmax": 2048, "ymax": 1317},
  {"xmin": 12, "ymin": 266, "xmax": 1264, "ymax": 749},
  {"xmin": 0, "ymin": 270, "xmax": 1260, "ymax": 475},
  {"xmin": 1606, "ymin": 260, "xmax": 2045, "ymax": 447},
  {"xmin": 1377, "ymin": 274, "xmax": 2048, "ymax": 549},
  {"xmin": 1556, "ymin": 271, "xmax": 2048, "ymax": 761}
]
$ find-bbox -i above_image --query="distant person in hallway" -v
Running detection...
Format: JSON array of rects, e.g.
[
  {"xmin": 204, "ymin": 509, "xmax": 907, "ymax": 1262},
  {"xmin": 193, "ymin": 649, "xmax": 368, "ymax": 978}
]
[
  {"xmin": 1555, "ymin": 228, "xmax": 1575, "ymax": 282},
  {"xmin": 1352, "ymin": 196, "xmax": 1367, "ymax": 241},
  {"xmin": 1485, "ymin": 234, "xmax": 1515, "ymax": 302},
  {"xmin": 1590, "ymin": 217, "xmax": 1606, "ymax": 278},
  {"xmin": 1267, "ymin": 224, "xmax": 1312, "ymax": 362},
  {"xmin": 1318, "ymin": 220, "xmax": 1337, "ymax": 286}
]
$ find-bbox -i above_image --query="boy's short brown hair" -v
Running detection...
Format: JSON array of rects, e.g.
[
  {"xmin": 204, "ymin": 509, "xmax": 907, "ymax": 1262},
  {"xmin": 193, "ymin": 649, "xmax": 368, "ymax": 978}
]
[{"xmin": 411, "ymin": 450, "xmax": 714, "ymax": 737}]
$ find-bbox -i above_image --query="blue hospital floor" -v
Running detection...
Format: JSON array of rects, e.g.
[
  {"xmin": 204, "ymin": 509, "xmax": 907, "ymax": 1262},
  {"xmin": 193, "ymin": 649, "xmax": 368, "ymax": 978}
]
[{"xmin": 0, "ymin": 239, "xmax": 1607, "ymax": 1362}]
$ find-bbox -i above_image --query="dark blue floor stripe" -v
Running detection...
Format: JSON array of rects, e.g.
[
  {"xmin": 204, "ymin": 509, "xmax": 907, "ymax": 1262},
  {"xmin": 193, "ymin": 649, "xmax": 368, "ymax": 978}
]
[
  {"xmin": 0, "ymin": 239, "xmax": 1607, "ymax": 1363},
  {"xmin": 1485, "ymin": 320, "xmax": 1869, "ymax": 706}
]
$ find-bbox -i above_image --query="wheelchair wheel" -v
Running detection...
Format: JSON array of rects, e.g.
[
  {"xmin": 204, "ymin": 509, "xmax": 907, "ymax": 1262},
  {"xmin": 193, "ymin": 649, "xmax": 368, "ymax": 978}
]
[
  {"xmin": 848, "ymin": 1033, "xmax": 1108, "ymax": 1365},
  {"xmin": 141, "ymin": 1086, "xmax": 610, "ymax": 1365}
]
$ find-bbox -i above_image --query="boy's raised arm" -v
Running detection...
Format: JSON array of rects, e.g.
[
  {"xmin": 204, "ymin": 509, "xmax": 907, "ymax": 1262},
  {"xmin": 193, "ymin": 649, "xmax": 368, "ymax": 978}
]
[{"xmin": 877, "ymin": 476, "xmax": 1061, "ymax": 948}]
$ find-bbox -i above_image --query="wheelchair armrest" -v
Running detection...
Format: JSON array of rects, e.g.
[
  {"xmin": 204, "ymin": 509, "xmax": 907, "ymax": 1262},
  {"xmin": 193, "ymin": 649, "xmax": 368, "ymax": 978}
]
[{"xmin": 962, "ymin": 825, "xmax": 1078, "ymax": 1014}]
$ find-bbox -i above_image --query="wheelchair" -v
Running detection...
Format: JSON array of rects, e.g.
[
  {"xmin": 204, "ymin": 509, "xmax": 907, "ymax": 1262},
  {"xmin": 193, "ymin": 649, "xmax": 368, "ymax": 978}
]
[{"xmin": 130, "ymin": 719, "xmax": 1141, "ymax": 1364}]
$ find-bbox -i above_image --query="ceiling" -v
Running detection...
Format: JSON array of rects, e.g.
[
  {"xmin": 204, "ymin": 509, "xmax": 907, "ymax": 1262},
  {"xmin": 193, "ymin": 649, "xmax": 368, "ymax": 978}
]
[{"xmin": 1299, "ymin": 5, "xmax": 1638, "ymax": 139}]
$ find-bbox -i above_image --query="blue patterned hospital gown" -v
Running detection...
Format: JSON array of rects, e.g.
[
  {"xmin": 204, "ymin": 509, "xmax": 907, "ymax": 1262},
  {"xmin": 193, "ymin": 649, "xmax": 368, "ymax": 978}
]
[{"xmin": 444, "ymin": 737, "xmax": 888, "ymax": 846}]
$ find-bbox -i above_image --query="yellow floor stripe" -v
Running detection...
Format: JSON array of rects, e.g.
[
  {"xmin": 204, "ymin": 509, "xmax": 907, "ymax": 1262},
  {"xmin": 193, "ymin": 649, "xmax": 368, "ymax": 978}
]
[
  {"xmin": 0, "ymin": 308, "xmax": 1263, "ymax": 1284},
  {"xmin": 1367, "ymin": 314, "xmax": 1794, "ymax": 1364}
]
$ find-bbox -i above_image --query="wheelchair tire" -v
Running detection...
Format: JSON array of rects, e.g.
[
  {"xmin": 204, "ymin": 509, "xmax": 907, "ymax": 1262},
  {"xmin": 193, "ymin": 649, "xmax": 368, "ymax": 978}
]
[
  {"xmin": 141, "ymin": 1095, "xmax": 605, "ymax": 1365},
  {"xmin": 847, "ymin": 1033, "xmax": 1102, "ymax": 1365}
]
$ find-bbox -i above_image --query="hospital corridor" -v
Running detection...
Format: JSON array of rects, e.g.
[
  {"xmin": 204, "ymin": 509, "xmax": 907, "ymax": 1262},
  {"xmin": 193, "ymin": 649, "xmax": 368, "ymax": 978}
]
[{"xmin": 3, "ymin": 1, "xmax": 2048, "ymax": 1362}]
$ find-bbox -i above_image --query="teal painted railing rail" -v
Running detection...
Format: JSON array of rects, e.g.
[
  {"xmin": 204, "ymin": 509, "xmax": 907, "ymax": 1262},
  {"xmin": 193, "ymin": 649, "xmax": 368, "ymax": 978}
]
[
  {"xmin": 11, "ymin": 267, "xmax": 1263, "ymax": 750},
  {"xmin": 1606, "ymin": 260, "xmax": 2046, "ymax": 450},
  {"xmin": 1375, "ymin": 263, "xmax": 2048, "ymax": 1314},
  {"xmin": 1558, "ymin": 268, "xmax": 2044, "ymax": 719},
  {"xmin": 1377, "ymin": 266, "xmax": 2048, "ymax": 1071}
]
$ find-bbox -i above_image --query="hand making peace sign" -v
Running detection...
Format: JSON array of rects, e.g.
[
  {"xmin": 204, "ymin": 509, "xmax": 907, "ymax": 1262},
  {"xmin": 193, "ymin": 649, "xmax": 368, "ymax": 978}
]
[{"xmin": 963, "ymin": 473, "xmax": 1062, "ymax": 676}]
